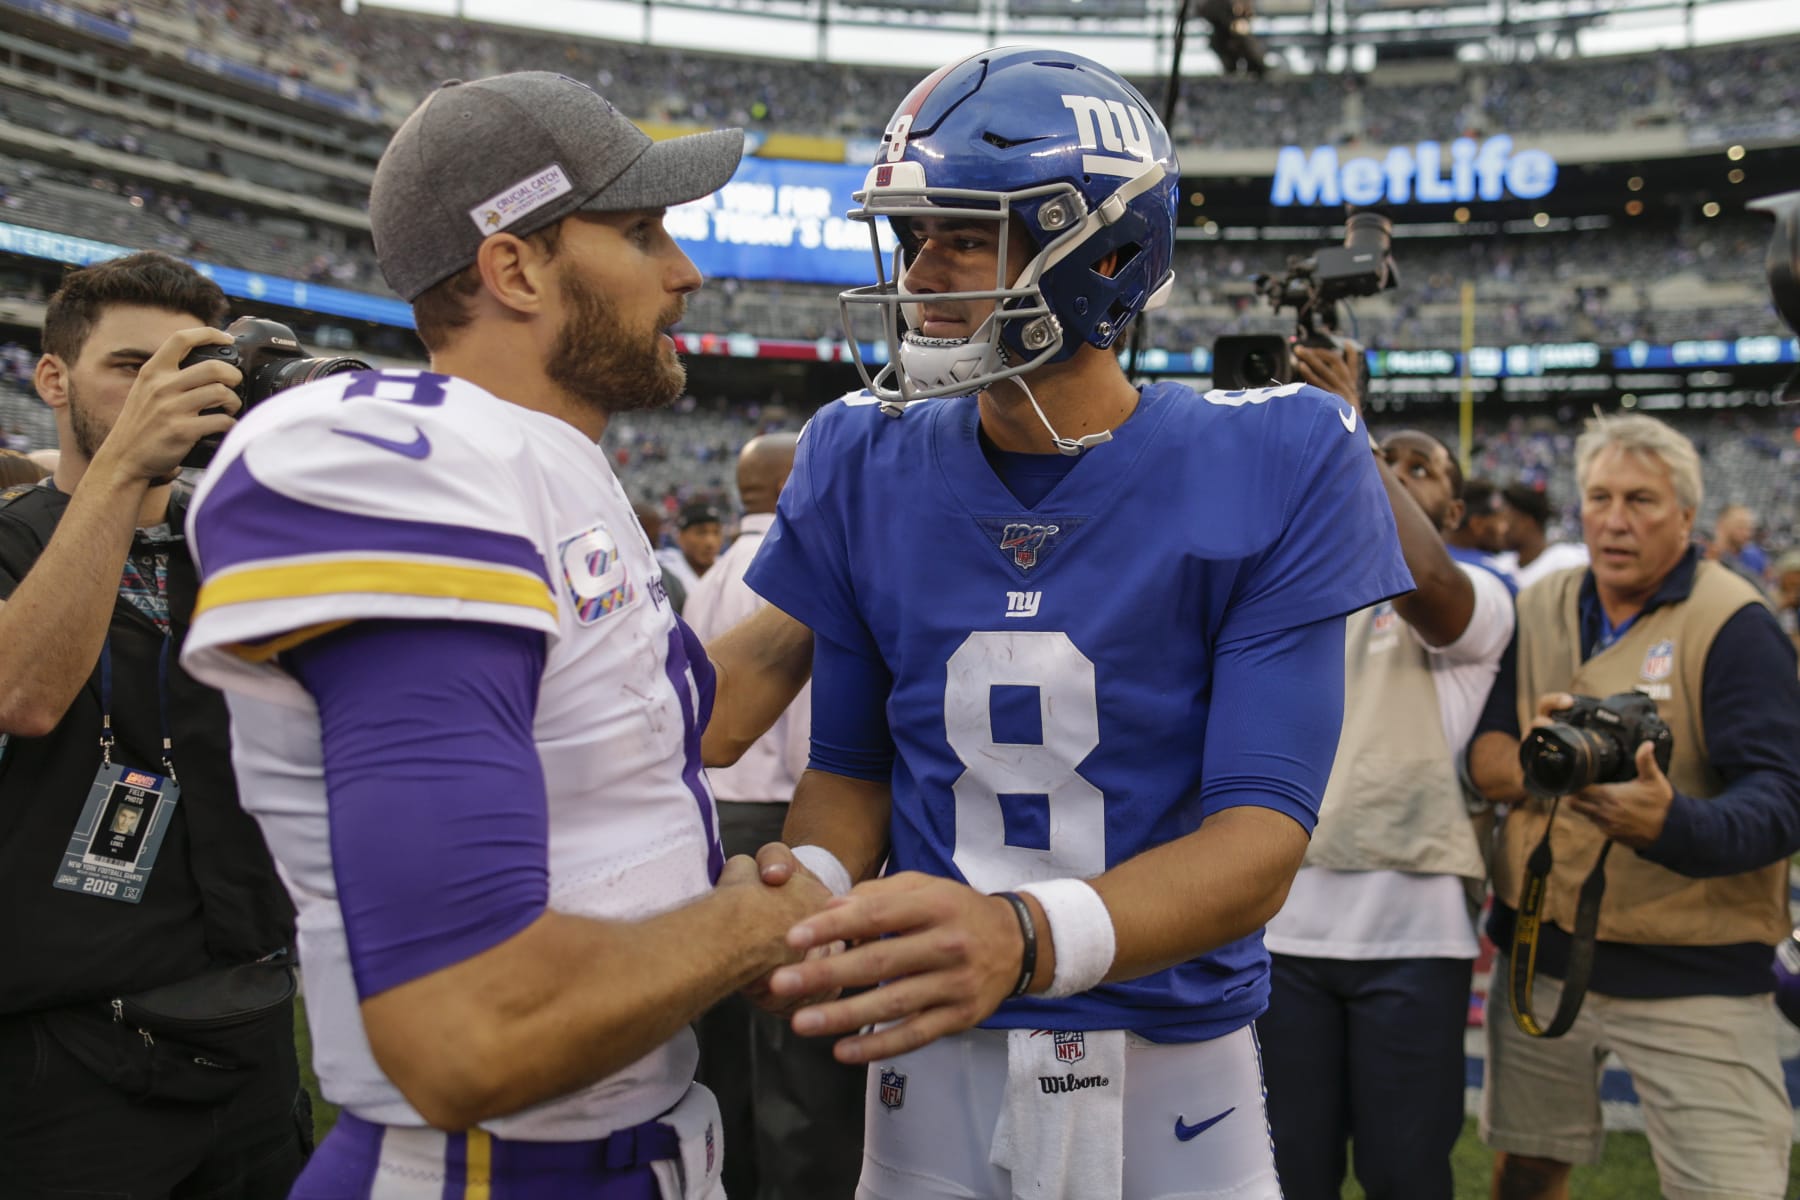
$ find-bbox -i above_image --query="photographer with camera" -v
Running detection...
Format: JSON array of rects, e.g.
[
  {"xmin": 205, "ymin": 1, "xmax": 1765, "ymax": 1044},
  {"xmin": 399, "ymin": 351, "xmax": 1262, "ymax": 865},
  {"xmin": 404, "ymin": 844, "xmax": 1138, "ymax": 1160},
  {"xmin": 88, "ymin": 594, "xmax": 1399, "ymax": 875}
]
[
  {"xmin": 0, "ymin": 252, "xmax": 307, "ymax": 1195},
  {"xmin": 1467, "ymin": 412, "xmax": 1800, "ymax": 1200},
  {"xmin": 1260, "ymin": 341, "xmax": 1514, "ymax": 1200}
]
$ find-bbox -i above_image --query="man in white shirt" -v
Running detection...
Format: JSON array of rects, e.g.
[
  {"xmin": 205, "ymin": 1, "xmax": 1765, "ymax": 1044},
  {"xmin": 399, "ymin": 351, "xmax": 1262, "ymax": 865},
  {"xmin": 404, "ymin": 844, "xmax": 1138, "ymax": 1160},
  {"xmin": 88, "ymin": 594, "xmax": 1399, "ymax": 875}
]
[
  {"xmin": 1497, "ymin": 482, "xmax": 1588, "ymax": 590},
  {"xmin": 1262, "ymin": 347, "xmax": 1515, "ymax": 1200},
  {"xmin": 686, "ymin": 432, "xmax": 865, "ymax": 1200}
]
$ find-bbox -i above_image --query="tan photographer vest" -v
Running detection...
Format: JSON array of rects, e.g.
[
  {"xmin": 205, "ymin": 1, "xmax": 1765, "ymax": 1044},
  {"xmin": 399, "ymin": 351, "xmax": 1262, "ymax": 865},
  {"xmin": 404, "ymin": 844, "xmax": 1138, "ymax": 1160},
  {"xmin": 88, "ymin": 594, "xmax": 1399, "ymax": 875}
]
[
  {"xmin": 1496, "ymin": 560, "xmax": 1786, "ymax": 946},
  {"xmin": 1305, "ymin": 602, "xmax": 1487, "ymax": 881}
]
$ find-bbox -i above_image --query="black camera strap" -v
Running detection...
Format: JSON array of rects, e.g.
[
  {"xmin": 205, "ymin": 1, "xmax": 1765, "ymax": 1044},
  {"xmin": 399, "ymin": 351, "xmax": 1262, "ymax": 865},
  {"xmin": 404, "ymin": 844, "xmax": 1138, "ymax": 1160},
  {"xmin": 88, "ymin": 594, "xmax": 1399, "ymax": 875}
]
[{"xmin": 1508, "ymin": 794, "xmax": 1613, "ymax": 1039}]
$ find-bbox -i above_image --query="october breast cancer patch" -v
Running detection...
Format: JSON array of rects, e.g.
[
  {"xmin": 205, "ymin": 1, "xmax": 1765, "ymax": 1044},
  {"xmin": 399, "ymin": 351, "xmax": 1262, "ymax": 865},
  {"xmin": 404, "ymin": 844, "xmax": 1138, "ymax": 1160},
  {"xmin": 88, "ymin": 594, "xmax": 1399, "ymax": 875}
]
[{"xmin": 558, "ymin": 523, "xmax": 636, "ymax": 624}]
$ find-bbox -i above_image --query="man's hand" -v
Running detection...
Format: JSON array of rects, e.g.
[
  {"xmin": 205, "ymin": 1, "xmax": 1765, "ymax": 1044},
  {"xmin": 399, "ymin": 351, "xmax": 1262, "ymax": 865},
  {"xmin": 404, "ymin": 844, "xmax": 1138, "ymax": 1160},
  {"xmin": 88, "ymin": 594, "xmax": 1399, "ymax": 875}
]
[
  {"xmin": 714, "ymin": 852, "xmax": 834, "ymax": 969},
  {"xmin": 1293, "ymin": 341, "xmax": 1363, "ymax": 414},
  {"xmin": 91, "ymin": 327, "xmax": 242, "ymax": 486},
  {"xmin": 740, "ymin": 842, "xmax": 845, "ymax": 1016},
  {"xmin": 1530, "ymin": 691, "xmax": 1574, "ymax": 730},
  {"xmin": 1568, "ymin": 741, "xmax": 1676, "ymax": 849},
  {"xmin": 765, "ymin": 871, "xmax": 1031, "ymax": 1064}
]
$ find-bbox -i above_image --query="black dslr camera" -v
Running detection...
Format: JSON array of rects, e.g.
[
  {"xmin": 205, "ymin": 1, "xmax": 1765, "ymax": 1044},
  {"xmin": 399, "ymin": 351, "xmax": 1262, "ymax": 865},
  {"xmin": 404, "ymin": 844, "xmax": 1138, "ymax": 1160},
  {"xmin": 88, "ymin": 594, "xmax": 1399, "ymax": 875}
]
[
  {"xmin": 1212, "ymin": 209, "xmax": 1399, "ymax": 392},
  {"xmin": 1519, "ymin": 692, "xmax": 1674, "ymax": 797},
  {"xmin": 1747, "ymin": 190, "xmax": 1800, "ymax": 401},
  {"xmin": 179, "ymin": 316, "xmax": 369, "ymax": 468}
]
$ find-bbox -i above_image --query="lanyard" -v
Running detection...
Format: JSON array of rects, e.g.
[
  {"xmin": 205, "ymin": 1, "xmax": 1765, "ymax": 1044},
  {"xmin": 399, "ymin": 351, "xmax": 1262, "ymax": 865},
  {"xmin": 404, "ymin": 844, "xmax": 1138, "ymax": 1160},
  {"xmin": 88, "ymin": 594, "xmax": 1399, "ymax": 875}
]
[
  {"xmin": 1507, "ymin": 794, "xmax": 1612, "ymax": 1039},
  {"xmin": 97, "ymin": 635, "xmax": 176, "ymax": 782}
]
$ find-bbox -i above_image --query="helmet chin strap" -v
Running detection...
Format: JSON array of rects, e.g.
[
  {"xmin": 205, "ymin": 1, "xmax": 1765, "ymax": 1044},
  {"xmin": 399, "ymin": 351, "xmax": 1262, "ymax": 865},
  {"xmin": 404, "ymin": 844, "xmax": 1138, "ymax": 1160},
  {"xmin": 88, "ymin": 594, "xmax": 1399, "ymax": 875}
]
[{"xmin": 1002, "ymin": 374, "xmax": 1112, "ymax": 457}]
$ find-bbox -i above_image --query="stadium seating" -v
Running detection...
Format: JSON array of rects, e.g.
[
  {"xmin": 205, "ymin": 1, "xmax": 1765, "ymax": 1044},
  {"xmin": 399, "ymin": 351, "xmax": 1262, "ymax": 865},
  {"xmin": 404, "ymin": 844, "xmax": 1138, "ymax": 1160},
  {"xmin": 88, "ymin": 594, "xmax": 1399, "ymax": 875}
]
[{"xmin": 31, "ymin": 0, "xmax": 1800, "ymax": 143}]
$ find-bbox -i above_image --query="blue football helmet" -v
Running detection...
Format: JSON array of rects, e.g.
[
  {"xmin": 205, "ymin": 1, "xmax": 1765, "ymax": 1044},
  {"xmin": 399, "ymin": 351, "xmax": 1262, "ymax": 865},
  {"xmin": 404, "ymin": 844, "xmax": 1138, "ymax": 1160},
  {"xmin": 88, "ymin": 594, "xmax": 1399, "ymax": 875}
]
[{"xmin": 840, "ymin": 47, "xmax": 1179, "ymax": 412}]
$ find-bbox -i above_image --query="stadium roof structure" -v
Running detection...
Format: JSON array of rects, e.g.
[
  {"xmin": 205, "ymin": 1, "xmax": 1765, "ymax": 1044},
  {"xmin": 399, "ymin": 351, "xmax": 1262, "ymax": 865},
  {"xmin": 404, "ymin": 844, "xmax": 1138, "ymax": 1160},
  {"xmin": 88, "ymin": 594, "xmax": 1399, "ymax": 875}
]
[{"xmin": 365, "ymin": 0, "xmax": 1800, "ymax": 72}]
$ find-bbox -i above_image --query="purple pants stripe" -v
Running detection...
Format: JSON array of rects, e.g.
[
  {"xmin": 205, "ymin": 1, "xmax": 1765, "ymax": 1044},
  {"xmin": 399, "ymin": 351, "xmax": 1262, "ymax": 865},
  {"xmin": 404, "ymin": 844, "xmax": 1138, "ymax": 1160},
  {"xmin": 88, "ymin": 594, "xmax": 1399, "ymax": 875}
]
[{"xmin": 290, "ymin": 1113, "xmax": 668, "ymax": 1198}]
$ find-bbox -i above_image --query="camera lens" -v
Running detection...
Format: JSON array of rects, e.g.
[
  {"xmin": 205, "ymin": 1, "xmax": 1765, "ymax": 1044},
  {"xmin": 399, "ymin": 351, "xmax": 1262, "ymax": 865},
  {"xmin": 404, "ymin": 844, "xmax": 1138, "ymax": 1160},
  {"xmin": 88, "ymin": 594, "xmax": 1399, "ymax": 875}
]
[
  {"xmin": 1241, "ymin": 350, "xmax": 1274, "ymax": 384},
  {"xmin": 1526, "ymin": 726, "xmax": 1598, "ymax": 791},
  {"xmin": 263, "ymin": 356, "xmax": 370, "ymax": 396},
  {"xmin": 1520, "ymin": 724, "xmax": 1618, "ymax": 794}
]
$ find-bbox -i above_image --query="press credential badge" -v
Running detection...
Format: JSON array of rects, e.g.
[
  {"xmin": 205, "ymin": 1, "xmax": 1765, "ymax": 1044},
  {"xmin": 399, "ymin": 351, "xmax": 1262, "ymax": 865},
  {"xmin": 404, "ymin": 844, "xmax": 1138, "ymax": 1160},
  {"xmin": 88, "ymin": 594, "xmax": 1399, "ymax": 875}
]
[{"xmin": 53, "ymin": 763, "xmax": 180, "ymax": 903}]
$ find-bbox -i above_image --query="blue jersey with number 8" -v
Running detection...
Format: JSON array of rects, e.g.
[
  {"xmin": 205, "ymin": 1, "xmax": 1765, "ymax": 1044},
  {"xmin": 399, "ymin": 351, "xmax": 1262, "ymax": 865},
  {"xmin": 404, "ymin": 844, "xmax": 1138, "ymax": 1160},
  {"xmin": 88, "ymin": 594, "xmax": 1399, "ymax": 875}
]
[{"xmin": 747, "ymin": 381, "xmax": 1412, "ymax": 1041}]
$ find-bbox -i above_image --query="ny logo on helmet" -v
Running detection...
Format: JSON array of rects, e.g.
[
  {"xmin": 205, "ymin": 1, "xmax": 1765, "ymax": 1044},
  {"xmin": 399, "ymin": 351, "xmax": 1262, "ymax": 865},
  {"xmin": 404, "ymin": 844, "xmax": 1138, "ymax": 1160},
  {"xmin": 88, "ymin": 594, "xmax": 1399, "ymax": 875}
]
[{"xmin": 1061, "ymin": 95, "xmax": 1153, "ymax": 177}]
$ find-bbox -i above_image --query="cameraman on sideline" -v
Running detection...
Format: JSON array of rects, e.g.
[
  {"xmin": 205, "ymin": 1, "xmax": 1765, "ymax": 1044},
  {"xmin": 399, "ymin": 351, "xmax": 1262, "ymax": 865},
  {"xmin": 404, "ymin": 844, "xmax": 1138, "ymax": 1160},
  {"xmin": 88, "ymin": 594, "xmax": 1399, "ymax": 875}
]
[
  {"xmin": 1262, "ymin": 344, "xmax": 1513, "ymax": 1199},
  {"xmin": 0, "ymin": 253, "xmax": 305, "ymax": 1194},
  {"xmin": 1467, "ymin": 413, "xmax": 1800, "ymax": 1200}
]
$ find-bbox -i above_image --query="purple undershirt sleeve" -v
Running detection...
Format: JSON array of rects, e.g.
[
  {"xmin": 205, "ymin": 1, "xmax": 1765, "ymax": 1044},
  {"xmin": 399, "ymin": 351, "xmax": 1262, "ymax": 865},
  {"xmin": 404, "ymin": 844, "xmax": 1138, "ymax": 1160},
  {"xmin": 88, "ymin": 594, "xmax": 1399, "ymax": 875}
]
[{"xmin": 285, "ymin": 618, "xmax": 550, "ymax": 1001}]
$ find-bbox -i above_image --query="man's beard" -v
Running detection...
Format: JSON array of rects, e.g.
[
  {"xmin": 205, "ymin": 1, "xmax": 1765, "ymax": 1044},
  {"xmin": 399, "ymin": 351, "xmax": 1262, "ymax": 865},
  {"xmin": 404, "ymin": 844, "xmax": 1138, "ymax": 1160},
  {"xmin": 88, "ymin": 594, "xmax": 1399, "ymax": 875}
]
[
  {"xmin": 546, "ymin": 267, "xmax": 686, "ymax": 417},
  {"xmin": 65, "ymin": 378, "xmax": 111, "ymax": 462}
]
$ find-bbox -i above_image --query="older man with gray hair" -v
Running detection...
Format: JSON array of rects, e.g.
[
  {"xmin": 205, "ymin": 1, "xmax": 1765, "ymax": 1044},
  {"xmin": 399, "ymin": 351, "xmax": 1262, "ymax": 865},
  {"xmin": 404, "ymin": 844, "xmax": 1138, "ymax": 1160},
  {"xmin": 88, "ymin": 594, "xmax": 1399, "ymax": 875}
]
[{"xmin": 1468, "ymin": 413, "xmax": 1800, "ymax": 1200}]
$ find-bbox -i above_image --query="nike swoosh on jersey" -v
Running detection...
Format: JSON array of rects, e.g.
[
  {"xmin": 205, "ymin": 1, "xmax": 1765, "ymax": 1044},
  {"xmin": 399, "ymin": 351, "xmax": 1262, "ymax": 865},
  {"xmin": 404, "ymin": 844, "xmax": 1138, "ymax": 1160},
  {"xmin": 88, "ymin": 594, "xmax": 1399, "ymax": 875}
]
[
  {"xmin": 1174, "ymin": 1106, "xmax": 1236, "ymax": 1142},
  {"xmin": 1338, "ymin": 406, "xmax": 1357, "ymax": 433},
  {"xmin": 330, "ymin": 426, "xmax": 432, "ymax": 460}
]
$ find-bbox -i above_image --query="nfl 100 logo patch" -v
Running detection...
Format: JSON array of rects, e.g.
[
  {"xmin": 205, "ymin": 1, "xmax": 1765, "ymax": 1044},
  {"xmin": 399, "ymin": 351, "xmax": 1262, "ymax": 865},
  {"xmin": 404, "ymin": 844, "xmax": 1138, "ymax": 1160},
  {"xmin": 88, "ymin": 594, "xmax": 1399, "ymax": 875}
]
[
  {"xmin": 1053, "ymin": 1031, "xmax": 1086, "ymax": 1064},
  {"xmin": 558, "ymin": 524, "xmax": 636, "ymax": 625},
  {"xmin": 879, "ymin": 1068, "xmax": 907, "ymax": 1111},
  {"xmin": 1641, "ymin": 639, "xmax": 1675, "ymax": 682}
]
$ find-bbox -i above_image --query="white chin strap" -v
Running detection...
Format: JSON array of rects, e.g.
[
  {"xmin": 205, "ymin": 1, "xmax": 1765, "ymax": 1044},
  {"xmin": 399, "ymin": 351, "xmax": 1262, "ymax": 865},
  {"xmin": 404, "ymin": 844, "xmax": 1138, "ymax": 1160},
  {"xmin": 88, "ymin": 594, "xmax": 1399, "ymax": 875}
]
[
  {"xmin": 1006, "ymin": 373, "xmax": 1113, "ymax": 456},
  {"xmin": 898, "ymin": 328, "xmax": 1109, "ymax": 456}
]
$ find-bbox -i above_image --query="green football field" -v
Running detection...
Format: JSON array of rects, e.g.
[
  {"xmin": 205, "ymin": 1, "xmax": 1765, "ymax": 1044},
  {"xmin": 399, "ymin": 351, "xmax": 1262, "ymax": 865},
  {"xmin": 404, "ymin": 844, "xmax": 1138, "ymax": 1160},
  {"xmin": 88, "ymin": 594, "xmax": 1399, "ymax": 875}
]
[{"xmin": 294, "ymin": 1003, "xmax": 1800, "ymax": 1197}]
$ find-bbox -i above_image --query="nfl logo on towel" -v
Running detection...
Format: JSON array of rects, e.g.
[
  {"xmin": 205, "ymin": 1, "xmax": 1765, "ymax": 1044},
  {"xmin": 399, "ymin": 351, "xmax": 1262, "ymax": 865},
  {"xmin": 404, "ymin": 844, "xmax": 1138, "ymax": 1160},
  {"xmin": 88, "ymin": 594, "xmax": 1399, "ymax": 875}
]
[
  {"xmin": 1641, "ymin": 639, "xmax": 1674, "ymax": 681},
  {"xmin": 1054, "ymin": 1031, "xmax": 1086, "ymax": 1064},
  {"xmin": 879, "ymin": 1068, "xmax": 907, "ymax": 1110}
]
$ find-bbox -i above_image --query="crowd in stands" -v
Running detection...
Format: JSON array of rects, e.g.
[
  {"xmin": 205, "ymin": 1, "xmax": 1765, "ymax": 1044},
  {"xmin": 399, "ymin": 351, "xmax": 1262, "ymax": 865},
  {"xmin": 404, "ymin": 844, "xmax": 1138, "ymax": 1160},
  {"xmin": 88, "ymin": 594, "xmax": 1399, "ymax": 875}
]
[
  {"xmin": 2, "ymin": 1, "xmax": 1793, "ymax": 358},
  {"xmin": 0, "ymin": 153, "xmax": 379, "ymax": 289},
  {"xmin": 20, "ymin": 319, "xmax": 1789, "ymax": 558},
  {"xmin": 597, "ymin": 392, "xmax": 1800, "ymax": 571},
  {"xmin": 0, "ymin": 138, "xmax": 1784, "ymax": 352},
  {"xmin": 40, "ymin": 0, "xmax": 1800, "ymax": 146},
  {"xmin": 0, "ymin": 323, "xmax": 1793, "ymax": 576}
]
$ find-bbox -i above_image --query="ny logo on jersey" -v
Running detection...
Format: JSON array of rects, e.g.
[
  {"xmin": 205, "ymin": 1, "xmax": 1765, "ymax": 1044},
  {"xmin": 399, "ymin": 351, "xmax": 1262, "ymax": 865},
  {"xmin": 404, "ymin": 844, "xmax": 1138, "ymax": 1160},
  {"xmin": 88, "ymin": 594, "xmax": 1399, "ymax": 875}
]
[
  {"xmin": 1005, "ymin": 591, "xmax": 1042, "ymax": 619},
  {"xmin": 1000, "ymin": 522, "xmax": 1060, "ymax": 570},
  {"xmin": 1061, "ymin": 94, "xmax": 1153, "ymax": 178}
]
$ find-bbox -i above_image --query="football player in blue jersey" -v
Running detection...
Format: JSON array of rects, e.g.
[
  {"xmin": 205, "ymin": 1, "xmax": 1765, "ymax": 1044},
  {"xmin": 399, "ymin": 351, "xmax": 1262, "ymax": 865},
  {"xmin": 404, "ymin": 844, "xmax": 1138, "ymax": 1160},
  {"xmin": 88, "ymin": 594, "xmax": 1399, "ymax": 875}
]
[{"xmin": 740, "ymin": 47, "xmax": 1415, "ymax": 1199}]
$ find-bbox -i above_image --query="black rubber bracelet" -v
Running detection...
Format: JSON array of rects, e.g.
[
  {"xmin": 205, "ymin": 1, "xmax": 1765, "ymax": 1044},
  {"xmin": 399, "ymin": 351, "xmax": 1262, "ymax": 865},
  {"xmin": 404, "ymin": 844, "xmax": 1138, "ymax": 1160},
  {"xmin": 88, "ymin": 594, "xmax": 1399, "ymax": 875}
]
[{"xmin": 996, "ymin": 891, "xmax": 1037, "ymax": 998}]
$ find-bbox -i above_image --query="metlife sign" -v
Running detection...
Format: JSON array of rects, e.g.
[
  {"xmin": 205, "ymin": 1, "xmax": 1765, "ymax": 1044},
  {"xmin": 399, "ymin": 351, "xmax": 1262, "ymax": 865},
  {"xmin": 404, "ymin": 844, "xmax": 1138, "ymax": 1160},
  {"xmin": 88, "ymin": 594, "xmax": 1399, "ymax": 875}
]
[{"xmin": 1270, "ymin": 135, "xmax": 1558, "ymax": 207}]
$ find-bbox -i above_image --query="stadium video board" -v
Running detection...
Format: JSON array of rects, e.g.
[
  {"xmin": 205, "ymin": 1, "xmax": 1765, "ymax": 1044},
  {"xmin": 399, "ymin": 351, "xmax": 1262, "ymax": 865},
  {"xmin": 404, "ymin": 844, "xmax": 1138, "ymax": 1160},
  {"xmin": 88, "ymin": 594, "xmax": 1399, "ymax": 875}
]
[{"xmin": 666, "ymin": 158, "xmax": 894, "ymax": 287}]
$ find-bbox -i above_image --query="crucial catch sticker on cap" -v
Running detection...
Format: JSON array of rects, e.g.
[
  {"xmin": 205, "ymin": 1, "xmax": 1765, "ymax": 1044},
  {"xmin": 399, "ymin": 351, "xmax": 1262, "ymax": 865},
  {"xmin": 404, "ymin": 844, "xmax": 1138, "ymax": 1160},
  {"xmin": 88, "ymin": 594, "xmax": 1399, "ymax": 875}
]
[{"xmin": 468, "ymin": 163, "xmax": 573, "ymax": 236}]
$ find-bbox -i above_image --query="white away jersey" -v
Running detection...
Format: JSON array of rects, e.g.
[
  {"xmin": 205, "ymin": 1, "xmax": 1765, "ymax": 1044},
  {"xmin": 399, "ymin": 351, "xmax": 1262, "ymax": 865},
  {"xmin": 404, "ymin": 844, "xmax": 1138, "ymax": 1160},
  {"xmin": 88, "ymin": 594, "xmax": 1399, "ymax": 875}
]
[{"xmin": 181, "ymin": 369, "xmax": 719, "ymax": 1140}]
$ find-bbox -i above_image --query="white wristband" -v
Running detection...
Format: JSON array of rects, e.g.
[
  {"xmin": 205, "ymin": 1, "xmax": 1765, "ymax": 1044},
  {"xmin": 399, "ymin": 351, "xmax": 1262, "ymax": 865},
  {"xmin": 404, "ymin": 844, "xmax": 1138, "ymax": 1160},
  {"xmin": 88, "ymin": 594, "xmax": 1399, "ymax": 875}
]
[
  {"xmin": 791, "ymin": 844, "xmax": 853, "ymax": 898},
  {"xmin": 1014, "ymin": 879, "xmax": 1116, "ymax": 998}
]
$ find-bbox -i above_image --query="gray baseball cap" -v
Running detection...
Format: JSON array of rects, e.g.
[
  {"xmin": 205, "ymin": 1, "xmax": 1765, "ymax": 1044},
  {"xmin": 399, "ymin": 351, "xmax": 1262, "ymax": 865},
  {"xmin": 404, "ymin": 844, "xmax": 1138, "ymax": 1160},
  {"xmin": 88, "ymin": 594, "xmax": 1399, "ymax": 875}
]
[{"xmin": 371, "ymin": 72, "xmax": 744, "ymax": 301}]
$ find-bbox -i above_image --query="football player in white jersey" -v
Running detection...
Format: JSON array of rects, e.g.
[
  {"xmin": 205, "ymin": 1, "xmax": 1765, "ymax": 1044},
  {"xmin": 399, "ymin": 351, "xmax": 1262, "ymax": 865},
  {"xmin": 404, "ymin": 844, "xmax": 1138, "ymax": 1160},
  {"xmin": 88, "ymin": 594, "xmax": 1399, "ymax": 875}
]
[{"xmin": 181, "ymin": 73, "xmax": 827, "ymax": 1199}]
